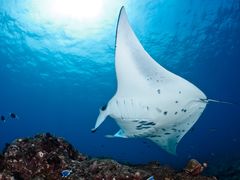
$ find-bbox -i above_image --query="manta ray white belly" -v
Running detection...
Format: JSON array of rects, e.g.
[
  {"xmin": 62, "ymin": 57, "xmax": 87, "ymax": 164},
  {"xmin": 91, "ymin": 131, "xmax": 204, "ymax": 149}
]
[{"xmin": 92, "ymin": 7, "xmax": 207, "ymax": 155}]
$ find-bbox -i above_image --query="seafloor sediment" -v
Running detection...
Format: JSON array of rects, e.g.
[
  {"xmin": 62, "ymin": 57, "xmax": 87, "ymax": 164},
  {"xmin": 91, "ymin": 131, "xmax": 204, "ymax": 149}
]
[{"xmin": 0, "ymin": 133, "xmax": 217, "ymax": 180}]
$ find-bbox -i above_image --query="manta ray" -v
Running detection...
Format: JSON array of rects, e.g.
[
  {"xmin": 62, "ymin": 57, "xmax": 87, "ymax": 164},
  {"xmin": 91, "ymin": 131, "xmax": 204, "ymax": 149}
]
[{"xmin": 92, "ymin": 7, "xmax": 210, "ymax": 155}]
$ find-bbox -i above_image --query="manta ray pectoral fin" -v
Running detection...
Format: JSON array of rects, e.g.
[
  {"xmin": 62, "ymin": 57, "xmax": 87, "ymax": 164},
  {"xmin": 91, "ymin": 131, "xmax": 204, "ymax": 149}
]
[
  {"xmin": 92, "ymin": 108, "xmax": 109, "ymax": 132},
  {"xmin": 105, "ymin": 129, "xmax": 128, "ymax": 138},
  {"xmin": 115, "ymin": 7, "xmax": 178, "ymax": 97}
]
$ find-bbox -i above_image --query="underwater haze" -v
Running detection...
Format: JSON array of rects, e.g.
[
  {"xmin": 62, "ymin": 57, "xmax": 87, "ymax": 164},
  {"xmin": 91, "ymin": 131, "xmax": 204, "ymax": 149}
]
[{"xmin": 0, "ymin": 0, "xmax": 240, "ymax": 167}]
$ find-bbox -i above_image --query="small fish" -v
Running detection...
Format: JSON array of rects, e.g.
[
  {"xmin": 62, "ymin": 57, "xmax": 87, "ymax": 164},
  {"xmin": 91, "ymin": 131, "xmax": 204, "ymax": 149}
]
[
  {"xmin": 146, "ymin": 176, "xmax": 155, "ymax": 180},
  {"xmin": 61, "ymin": 169, "xmax": 72, "ymax": 177},
  {"xmin": 1, "ymin": 115, "xmax": 6, "ymax": 122},
  {"xmin": 9, "ymin": 112, "xmax": 17, "ymax": 119}
]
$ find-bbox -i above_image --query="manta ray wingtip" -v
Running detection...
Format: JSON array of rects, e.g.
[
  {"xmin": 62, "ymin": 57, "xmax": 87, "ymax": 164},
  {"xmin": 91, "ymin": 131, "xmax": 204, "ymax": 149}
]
[
  {"xmin": 91, "ymin": 128, "xmax": 97, "ymax": 133},
  {"xmin": 118, "ymin": 6, "xmax": 126, "ymax": 17},
  {"xmin": 120, "ymin": 6, "xmax": 125, "ymax": 11}
]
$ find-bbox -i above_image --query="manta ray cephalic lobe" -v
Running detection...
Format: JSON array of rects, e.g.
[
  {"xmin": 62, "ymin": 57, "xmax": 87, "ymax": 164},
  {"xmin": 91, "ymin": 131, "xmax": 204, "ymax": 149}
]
[{"xmin": 92, "ymin": 6, "xmax": 207, "ymax": 155}]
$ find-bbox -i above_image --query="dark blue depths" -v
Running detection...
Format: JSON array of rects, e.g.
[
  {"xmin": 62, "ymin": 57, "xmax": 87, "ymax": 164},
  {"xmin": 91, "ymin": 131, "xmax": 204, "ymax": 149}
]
[{"xmin": 0, "ymin": 0, "xmax": 240, "ymax": 168}]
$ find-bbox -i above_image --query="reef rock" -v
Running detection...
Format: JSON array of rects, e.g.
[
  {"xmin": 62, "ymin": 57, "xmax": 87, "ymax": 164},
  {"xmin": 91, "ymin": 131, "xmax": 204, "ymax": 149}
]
[{"xmin": 0, "ymin": 133, "xmax": 216, "ymax": 180}]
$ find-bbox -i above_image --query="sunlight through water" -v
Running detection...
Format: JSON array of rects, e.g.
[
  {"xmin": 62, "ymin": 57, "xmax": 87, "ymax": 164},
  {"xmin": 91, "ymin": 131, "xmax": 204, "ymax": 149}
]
[{"xmin": 47, "ymin": 0, "xmax": 104, "ymax": 21}]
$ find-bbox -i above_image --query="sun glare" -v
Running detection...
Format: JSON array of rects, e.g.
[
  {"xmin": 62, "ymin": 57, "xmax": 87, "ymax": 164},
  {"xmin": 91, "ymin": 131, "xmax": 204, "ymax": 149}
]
[{"xmin": 48, "ymin": 0, "xmax": 103, "ymax": 21}]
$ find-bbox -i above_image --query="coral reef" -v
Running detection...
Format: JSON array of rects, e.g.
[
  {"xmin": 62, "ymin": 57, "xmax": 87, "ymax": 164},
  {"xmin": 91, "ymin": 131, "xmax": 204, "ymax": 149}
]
[{"xmin": 0, "ymin": 133, "xmax": 216, "ymax": 180}]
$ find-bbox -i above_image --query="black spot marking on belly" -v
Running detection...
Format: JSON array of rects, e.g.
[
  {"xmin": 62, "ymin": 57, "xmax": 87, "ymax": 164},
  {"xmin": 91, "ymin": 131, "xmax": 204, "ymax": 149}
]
[
  {"xmin": 116, "ymin": 100, "xmax": 118, "ymax": 105},
  {"xmin": 163, "ymin": 111, "xmax": 168, "ymax": 115},
  {"xmin": 148, "ymin": 135, "xmax": 158, "ymax": 138},
  {"xmin": 136, "ymin": 126, "xmax": 151, "ymax": 130},
  {"xmin": 143, "ymin": 122, "xmax": 156, "ymax": 126},
  {"xmin": 176, "ymin": 135, "xmax": 180, "ymax": 138},
  {"xmin": 172, "ymin": 128, "xmax": 177, "ymax": 131},
  {"xmin": 162, "ymin": 128, "xmax": 166, "ymax": 131},
  {"xmin": 157, "ymin": 89, "xmax": 161, "ymax": 94},
  {"xmin": 132, "ymin": 120, "xmax": 139, "ymax": 123},
  {"xmin": 164, "ymin": 132, "xmax": 171, "ymax": 135},
  {"xmin": 156, "ymin": 108, "xmax": 162, "ymax": 113},
  {"xmin": 179, "ymin": 91, "xmax": 182, "ymax": 94},
  {"xmin": 175, "ymin": 112, "xmax": 178, "ymax": 115},
  {"xmin": 139, "ymin": 120, "xmax": 148, "ymax": 124},
  {"xmin": 181, "ymin": 109, "xmax": 187, "ymax": 112},
  {"xmin": 101, "ymin": 104, "xmax": 107, "ymax": 111},
  {"xmin": 146, "ymin": 106, "xmax": 149, "ymax": 110},
  {"xmin": 175, "ymin": 101, "xmax": 178, "ymax": 103},
  {"xmin": 136, "ymin": 121, "xmax": 156, "ymax": 130},
  {"xmin": 182, "ymin": 130, "xmax": 185, "ymax": 132}
]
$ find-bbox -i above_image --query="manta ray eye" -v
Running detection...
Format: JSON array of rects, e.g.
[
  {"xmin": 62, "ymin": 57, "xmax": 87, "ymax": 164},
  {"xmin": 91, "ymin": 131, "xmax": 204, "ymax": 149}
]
[{"xmin": 101, "ymin": 104, "xmax": 107, "ymax": 111}]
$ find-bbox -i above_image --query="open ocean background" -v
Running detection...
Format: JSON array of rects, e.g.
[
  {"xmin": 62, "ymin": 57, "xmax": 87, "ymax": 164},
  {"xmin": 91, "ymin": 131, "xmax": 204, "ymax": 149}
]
[{"xmin": 0, "ymin": 0, "xmax": 240, "ymax": 169}]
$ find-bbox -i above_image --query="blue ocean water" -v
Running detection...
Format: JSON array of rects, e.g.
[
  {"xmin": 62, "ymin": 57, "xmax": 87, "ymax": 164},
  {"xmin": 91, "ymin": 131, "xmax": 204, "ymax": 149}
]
[{"xmin": 0, "ymin": 0, "xmax": 239, "ymax": 168}]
